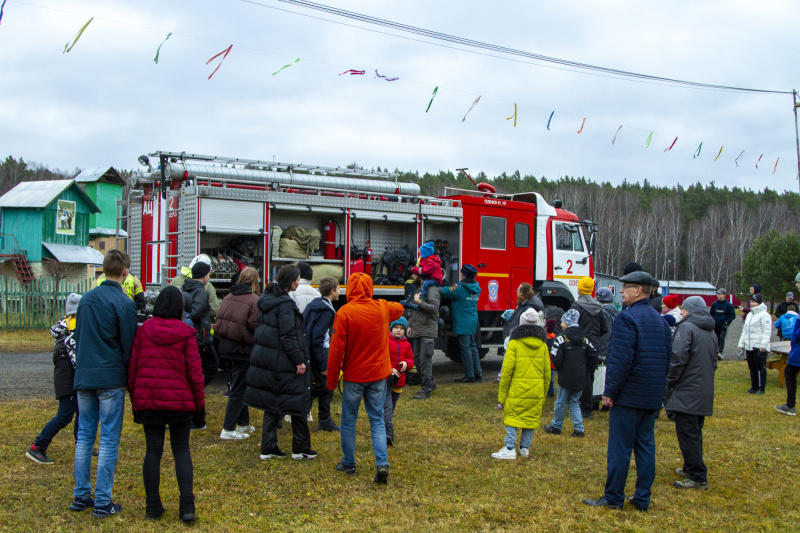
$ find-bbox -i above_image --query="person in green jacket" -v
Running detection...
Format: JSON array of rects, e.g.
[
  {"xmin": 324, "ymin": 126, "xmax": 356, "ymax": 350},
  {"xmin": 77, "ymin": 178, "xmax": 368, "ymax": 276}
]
[
  {"xmin": 441, "ymin": 264, "xmax": 482, "ymax": 383},
  {"xmin": 170, "ymin": 255, "xmax": 219, "ymax": 321},
  {"xmin": 492, "ymin": 308, "xmax": 551, "ymax": 460}
]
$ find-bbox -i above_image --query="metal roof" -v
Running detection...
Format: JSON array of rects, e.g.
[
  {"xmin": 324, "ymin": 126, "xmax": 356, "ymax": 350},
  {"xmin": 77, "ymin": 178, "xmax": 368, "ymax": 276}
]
[
  {"xmin": 42, "ymin": 242, "xmax": 105, "ymax": 265},
  {"xmin": 0, "ymin": 180, "xmax": 100, "ymax": 212},
  {"xmin": 89, "ymin": 227, "xmax": 128, "ymax": 237},
  {"xmin": 659, "ymin": 280, "xmax": 717, "ymax": 290},
  {"xmin": 74, "ymin": 167, "xmax": 125, "ymax": 186}
]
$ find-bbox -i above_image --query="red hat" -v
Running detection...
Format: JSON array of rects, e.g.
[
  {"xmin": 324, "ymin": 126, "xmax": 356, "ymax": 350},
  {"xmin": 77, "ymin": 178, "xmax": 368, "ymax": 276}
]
[{"xmin": 663, "ymin": 295, "xmax": 678, "ymax": 309}]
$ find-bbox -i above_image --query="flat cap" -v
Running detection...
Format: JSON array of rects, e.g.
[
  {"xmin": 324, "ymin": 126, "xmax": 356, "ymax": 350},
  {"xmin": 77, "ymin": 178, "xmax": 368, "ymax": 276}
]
[{"xmin": 619, "ymin": 270, "xmax": 653, "ymax": 287}]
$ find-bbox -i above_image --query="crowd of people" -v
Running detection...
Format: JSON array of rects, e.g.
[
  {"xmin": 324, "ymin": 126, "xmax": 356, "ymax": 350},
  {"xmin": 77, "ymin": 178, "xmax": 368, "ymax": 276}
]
[{"xmin": 21, "ymin": 244, "xmax": 800, "ymax": 520}]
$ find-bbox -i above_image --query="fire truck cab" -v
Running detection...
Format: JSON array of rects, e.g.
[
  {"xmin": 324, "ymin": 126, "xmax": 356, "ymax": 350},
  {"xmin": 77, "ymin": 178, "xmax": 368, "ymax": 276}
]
[{"xmin": 123, "ymin": 151, "xmax": 597, "ymax": 360}]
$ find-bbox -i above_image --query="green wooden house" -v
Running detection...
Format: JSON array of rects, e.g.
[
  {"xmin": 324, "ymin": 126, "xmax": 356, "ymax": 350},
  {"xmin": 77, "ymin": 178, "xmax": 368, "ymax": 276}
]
[
  {"xmin": 73, "ymin": 167, "xmax": 126, "ymax": 236},
  {"xmin": 0, "ymin": 180, "xmax": 103, "ymax": 278}
]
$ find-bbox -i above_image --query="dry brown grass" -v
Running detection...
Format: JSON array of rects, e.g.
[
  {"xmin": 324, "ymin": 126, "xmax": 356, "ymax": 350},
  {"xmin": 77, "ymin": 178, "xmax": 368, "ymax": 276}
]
[
  {"xmin": 1, "ymin": 362, "xmax": 799, "ymax": 531},
  {"xmin": 0, "ymin": 329, "xmax": 54, "ymax": 353}
]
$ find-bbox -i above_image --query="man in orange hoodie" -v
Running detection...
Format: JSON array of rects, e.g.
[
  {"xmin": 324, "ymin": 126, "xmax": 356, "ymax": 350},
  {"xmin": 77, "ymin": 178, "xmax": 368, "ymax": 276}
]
[{"xmin": 327, "ymin": 273, "xmax": 404, "ymax": 484}]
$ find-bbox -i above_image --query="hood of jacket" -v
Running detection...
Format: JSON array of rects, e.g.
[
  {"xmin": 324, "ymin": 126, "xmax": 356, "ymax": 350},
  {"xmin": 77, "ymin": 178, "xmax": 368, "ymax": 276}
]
[
  {"xmin": 458, "ymin": 280, "xmax": 480, "ymax": 294},
  {"xmin": 750, "ymin": 302, "xmax": 768, "ymax": 315},
  {"xmin": 230, "ymin": 282, "xmax": 253, "ymax": 296},
  {"xmin": 304, "ymin": 295, "xmax": 335, "ymax": 316},
  {"xmin": 574, "ymin": 295, "xmax": 603, "ymax": 316},
  {"xmin": 682, "ymin": 310, "xmax": 715, "ymax": 331},
  {"xmin": 142, "ymin": 316, "xmax": 196, "ymax": 346},
  {"xmin": 258, "ymin": 289, "xmax": 294, "ymax": 314},
  {"xmin": 510, "ymin": 324, "xmax": 547, "ymax": 342},
  {"xmin": 521, "ymin": 295, "xmax": 544, "ymax": 312},
  {"xmin": 182, "ymin": 278, "xmax": 205, "ymax": 295},
  {"xmin": 603, "ymin": 304, "xmax": 619, "ymax": 318},
  {"xmin": 346, "ymin": 272, "xmax": 373, "ymax": 302},
  {"xmin": 563, "ymin": 326, "xmax": 586, "ymax": 344}
]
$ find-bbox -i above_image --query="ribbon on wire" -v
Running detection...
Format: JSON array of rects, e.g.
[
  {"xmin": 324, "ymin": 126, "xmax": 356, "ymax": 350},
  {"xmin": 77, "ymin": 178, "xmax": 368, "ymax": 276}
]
[
  {"xmin": 756, "ymin": 154, "xmax": 763, "ymax": 168},
  {"xmin": 577, "ymin": 118, "xmax": 586, "ymax": 134},
  {"xmin": 546, "ymin": 111, "xmax": 554, "ymax": 130},
  {"xmin": 734, "ymin": 150, "xmax": 744, "ymax": 167},
  {"xmin": 339, "ymin": 69, "xmax": 365, "ymax": 75},
  {"xmin": 273, "ymin": 58, "xmax": 300, "ymax": 76},
  {"xmin": 426, "ymin": 86, "xmax": 438, "ymax": 112},
  {"xmin": 645, "ymin": 132, "xmax": 653, "ymax": 148},
  {"xmin": 0, "ymin": 0, "xmax": 7, "ymax": 26},
  {"xmin": 63, "ymin": 17, "xmax": 93, "ymax": 53},
  {"xmin": 462, "ymin": 96, "xmax": 481, "ymax": 122},
  {"xmin": 374, "ymin": 70, "xmax": 398, "ymax": 81},
  {"xmin": 206, "ymin": 45, "xmax": 232, "ymax": 79},
  {"xmin": 714, "ymin": 146, "xmax": 723, "ymax": 162},
  {"xmin": 664, "ymin": 137, "xmax": 678, "ymax": 152},
  {"xmin": 693, "ymin": 142, "xmax": 703, "ymax": 158},
  {"xmin": 507, "ymin": 103, "xmax": 517, "ymax": 127},
  {"xmin": 773, "ymin": 158, "xmax": 780, "ymax": 174},
  {"xmin": 153, "ymin": 32, "xmax": 172, "ymax": 64},
  {"xmin": 612, "ymin": 125, "xmax": 622, "ymax": 144}
]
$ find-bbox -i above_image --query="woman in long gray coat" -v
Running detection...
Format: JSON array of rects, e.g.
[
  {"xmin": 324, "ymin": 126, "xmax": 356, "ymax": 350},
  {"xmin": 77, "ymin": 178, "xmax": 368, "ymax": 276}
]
[{"xmin": 664, "ymin": 296, "xmax": 717, "ymax": 490}]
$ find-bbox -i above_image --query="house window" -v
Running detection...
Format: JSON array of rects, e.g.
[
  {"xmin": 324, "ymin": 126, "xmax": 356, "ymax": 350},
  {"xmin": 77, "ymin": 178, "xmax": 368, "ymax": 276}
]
[
  {"xmin": 480, "ymin": 216, "xmax": 506, "ymax": 250},
  {"xmin": 99, "ymin": 241, "xmax": 106, "ymax": 251},
  {"xmin": 514, "ymin": 223, "xmax": 529, "ymax": 248}
]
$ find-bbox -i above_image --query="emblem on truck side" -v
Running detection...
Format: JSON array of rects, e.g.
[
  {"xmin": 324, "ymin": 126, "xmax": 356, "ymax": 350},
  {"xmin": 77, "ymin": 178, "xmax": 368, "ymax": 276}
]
[{"xmin": 488, "ymin": 280, "xmax": 499, "ymax": 302}]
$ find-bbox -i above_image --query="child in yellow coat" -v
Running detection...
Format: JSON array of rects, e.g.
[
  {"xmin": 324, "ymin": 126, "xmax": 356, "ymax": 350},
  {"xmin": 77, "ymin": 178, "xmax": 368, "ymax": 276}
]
[{"xmin": 493, "ymin": 308, "xmax": 551, "ymax": 460}]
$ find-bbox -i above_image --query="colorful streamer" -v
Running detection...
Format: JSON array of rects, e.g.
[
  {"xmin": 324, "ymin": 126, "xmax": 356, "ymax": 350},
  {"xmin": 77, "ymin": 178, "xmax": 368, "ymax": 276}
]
[
  {"xmin": 714, "ymin": 146, "xmax": 723, "ymax": 162},
  {"xmin": 645, "ymin": 132, "xmax": 653, "ymax": 148},
  {"xmin": 426, "ymin": 86, "xmax": 438, "ymax": 112},
  {"xmin": 734, "ymin": 150, "xmax": 744, "ymax": 167},
  {"xmin": 756, "ymin": 154, "xmax": 763, "ymax": 168},
  {"xmin": 693, "ymin": 142, "xmax": 703, "ymax": 158},
  {"xmin": 506, "ymin": 103, "xmax": 517, "ymax": 127},
  {"xmin": 461, "ymin": 96, "xmax": 481, "ymax": 122},
  {"xmin": 773, "ymin": 158, "xmax": 780, "ymax": 174},
  {"xmin": 374, "ymin": 69, "xmax": 398, "ymax": 81},
  {"xmin": 206, "ymin": 44, "xmax": 232, "ymax": 79},
  {"xmin": 273, "ymin": 58, "xmax": 300, "ymax": 76},
  {"xmin": 153, "ymin": 32, "xmax": 172, "ymax": 64},
  {"xmin": 339, "ymin": 69, "xmax": 365, "ymax": 76},
  {"xmin": 577, "ymin": 118, "xmax": 586, "ymax": 134},
  {"xmin": 0, "ymin": 0, "xmax": 7, "ymax": 26},
  {"xmin": 546, "ymin": 111, "xmax": 554, "ymax": 130},
  {"xmin": 664, "ymin": 137, "xmax": 677, "ymax": 152},
  {"xmin": 63, "ymin": 17, "xmax": 93, "ymax": 53},
  {"xmin": 612, "ymin": 125, "xmax": 622, "ymax": 144}
]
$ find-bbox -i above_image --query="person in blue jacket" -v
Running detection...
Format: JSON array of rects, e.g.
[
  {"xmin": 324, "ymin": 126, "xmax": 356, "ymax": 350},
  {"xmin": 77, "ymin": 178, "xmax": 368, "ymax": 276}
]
[
  {"xmin": 774, "ymin": 273, "xmax": 800, "ymax": 416},
  {"xmin": 583, "ymin": 270, "xmax": 671, "ymax": 512},
  {"xmin": 709, "ymin": 289, "xmax": 736, "ymax": 357},
  {"xmin": 70, "ymin": 249, "xmax": 138, "ymax": 518},
  {"xmin": 441, "ymin": 264, "xmax": 482, "ymax": 383},
  {"xmin": 303, "ymin": 276, "xmax": 341, "ymax": 431}
]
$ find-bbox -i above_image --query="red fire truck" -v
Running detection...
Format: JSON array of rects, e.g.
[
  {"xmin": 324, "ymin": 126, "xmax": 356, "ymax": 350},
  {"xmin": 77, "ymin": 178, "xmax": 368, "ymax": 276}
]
[{"xmin": 124, "ymin": 151, "xmax": 597, "ymax": 360}]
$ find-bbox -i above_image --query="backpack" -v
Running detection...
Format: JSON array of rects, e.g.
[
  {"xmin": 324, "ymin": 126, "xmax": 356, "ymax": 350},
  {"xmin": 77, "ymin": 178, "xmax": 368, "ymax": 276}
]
[
  {"xmin": 377, "ymin": 245, "xmax": 415, "ymax": 285},
  {"xmin": 282, "ymin": 225, "xmax": 322, "ymax": 256}
]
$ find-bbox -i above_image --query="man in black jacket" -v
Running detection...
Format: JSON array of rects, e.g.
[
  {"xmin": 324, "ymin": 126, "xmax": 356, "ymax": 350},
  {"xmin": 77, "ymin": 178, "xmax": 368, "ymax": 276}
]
[
  {"xmin": 664, "ymin": 296, "xmax": 717, "ymax": 490},
  {"xmin": 709, "ymin": 289, "xmax": 735, "ymax": 357},
  {"xmin": 303, "ymin": 277, "xmax": 340, "ymax": 432},
  {"xmin": 775, "ymin": 292, "xmax": 795, "ymax": 321},
  {"xmin": 571, "ymin": 277, "xmax": 608, "ymax": 418},
  {"xmin": 183, "ymin": 262, "xmax": 216, "ymax": 388}
]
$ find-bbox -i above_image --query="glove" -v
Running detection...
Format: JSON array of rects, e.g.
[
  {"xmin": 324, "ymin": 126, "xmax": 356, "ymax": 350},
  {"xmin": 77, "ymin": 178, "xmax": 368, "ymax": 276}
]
[
  {"xmin": 192, "ymin": 408, "xmax": 206, "ymax": 429},
  {"xmin": 501, "ymin": 309, "xmax": 514, "ymax": 322}
]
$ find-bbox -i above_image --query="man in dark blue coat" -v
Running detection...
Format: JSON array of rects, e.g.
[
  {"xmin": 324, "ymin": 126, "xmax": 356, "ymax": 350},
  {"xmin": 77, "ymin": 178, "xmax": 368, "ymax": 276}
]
[
  {"xmin": 710, "ymin": 288, "xmax": 735, "ymax": 356},
  {"xmin": 584, "ymin": 270, "xmax": 671, "ymax": 512},
  {"xmin": 71, "ymin": 249, "xmax": 138, "ymax": 518}
]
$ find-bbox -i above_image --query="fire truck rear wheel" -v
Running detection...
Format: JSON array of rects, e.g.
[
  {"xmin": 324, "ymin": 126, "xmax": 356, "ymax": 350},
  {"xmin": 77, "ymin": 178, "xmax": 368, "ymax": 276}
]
[{"xmin": 543, "ymin": 305, "xmax": 566, "ymax": 325}]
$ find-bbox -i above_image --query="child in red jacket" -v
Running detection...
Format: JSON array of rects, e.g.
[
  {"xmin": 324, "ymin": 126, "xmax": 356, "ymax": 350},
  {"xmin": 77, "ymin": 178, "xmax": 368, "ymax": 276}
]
[
  {"xmin": 385, "ymin": 317, "xmax": 415, "ymax": 446},
  {"xmin": 128, "ymin": 286, "xmax": 205, "ymax": 522}
]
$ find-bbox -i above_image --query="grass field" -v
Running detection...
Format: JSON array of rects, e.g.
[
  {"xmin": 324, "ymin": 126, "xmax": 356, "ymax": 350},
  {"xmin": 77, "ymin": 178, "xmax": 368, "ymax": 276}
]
[
  {"xmin": 1, "ymin": 362, "xmax": 799, "ymax": 532},
  {"xmin": 0, "ymin": 329, "xmax": 54, "ymax": 353}
]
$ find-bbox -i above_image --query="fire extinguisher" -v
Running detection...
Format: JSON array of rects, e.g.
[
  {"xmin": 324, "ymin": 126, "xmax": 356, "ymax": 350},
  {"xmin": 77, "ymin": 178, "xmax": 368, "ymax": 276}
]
[{"xmin": 323, "ymin": 219, "xmax": 336, "ymax": 260}]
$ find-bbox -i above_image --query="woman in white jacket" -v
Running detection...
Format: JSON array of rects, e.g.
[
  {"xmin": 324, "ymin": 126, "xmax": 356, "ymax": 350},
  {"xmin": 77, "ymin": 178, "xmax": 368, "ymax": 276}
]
[
  {"xmin": 738, "ymin": 294, "xmax": 772, "ymax": 394},
  {"xmin": 289, "ymin": 262, "xmax": 321, "ymax": 314}
]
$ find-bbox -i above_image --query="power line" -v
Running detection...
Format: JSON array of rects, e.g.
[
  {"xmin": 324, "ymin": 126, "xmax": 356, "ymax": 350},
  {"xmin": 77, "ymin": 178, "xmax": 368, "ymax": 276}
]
[{"xmin": 244, "ymin": 0, "xmax": 792, "ymax": 96}]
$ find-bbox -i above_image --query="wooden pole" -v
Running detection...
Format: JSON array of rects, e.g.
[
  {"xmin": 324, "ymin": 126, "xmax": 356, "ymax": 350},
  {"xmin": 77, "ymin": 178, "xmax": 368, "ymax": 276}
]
[{"xmin": 794, "ymin": 89, "xmax": 800, "ymax": 193}]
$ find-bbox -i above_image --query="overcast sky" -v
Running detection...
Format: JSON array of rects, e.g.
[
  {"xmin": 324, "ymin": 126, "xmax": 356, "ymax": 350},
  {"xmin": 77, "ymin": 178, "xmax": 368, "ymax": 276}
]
[{"xmin": 1, "ymin": 0, "xmax": 799, "ymax": 192}]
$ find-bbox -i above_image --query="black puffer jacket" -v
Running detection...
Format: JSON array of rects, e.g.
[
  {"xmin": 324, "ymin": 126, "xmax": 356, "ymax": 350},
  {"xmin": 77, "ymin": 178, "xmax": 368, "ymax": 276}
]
[
  {"xmin": 245, "ymin": 288, "xmax": 311, "ymax": 416},
  {"xmin": 550, "ymin": 326, "xmax": 599, "ymax": 391},
  {"xmin": 570, "ymin": 295, "xmax": 608, "ymax": 347},
  {"xmin": 664, "ymin": 310, "xmax": 717, "ymax": 417},
  {"xmin": 182, "ymin": 279, "xmax": 212, "ymax": 347},
  {"xmin": 503, "ymin": 295, "xmax": 545, "ymax": 339}
]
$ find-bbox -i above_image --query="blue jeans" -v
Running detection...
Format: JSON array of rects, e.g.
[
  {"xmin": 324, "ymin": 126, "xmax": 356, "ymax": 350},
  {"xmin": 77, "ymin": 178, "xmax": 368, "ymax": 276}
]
[
  {"xmin": 603, "ymin": 405, "xmax": 657, "ymax": 509},
  {"xmin": 73, "ymin": 388, "xmax": 126, "ymax": 507},
  {"xmin": 34, "ymin": 394, "xmax": 78, "ymax": 451},
  {"xmin": 552, "ymin": 386, "xmax": 583, "ymax": 433},
  {"xmin": 504, "ymin": 426, "xmax": 533, "ymax": 450},
  {"xmin": 458, "ymin": 334, "xmax": 482, "ymax": 379},
  {"xmin": 340, "ymin": 380, "xmax": 388, "ymax": 468}
]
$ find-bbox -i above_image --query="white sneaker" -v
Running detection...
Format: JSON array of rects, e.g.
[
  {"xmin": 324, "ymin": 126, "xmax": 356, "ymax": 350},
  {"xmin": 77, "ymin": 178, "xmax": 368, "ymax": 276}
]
[
  {"xmin": 284, "ymin": 415, "xmax": 292, "ymax": 423},
  {"xmin": 237, "ymin": 424, "xmax": 255, "ymax": 434},
  {"xmin": 491, "ymin": 446, "xmax": 516, "ymax": 460},
  {"xmin": 307, "ymin": 412, "xmax": 313, "ymax": 423},
  {"xmin": 220, "ymin": 429, "xmax": 249, "ymax": 440},
  {"xmin": 519, "ymin": 448, "xmax": 529, "ymax": 457}
]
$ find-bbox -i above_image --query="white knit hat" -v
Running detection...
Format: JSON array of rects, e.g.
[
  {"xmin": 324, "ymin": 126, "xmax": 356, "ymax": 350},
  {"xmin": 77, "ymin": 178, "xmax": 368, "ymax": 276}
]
[{"xmin": 519, "ymin": 308, "xmax": 539, "ymax": 326}]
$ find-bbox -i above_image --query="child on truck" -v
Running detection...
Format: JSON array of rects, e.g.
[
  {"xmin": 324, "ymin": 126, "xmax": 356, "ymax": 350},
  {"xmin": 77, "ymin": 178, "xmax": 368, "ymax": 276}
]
[{"xmin": 418, "ymin": 241, "xmax": 443, "ymax": 302}]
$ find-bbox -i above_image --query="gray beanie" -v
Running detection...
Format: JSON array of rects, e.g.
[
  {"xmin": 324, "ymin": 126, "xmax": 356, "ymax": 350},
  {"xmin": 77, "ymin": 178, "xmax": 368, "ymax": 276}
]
[
  {"xmin": 65, "ymin": 293, "xmax": 82, "ymax": 316},
  {"xmin": 596, "ymin": 287, "xmax": 614, "ymax": 303},
  {"xmin": 682, "ymin": 296, "xmax": 707, "ymax": 314},
  {"xmin": 561, "ymin": 308, "xmax": 580, "ymax": 328}
]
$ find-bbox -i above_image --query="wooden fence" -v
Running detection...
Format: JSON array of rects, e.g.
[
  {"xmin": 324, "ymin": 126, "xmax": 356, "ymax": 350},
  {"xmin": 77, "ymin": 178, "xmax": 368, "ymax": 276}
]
[{"xmin": 0, "ymin": 276, "xmax": 92, "ymax": 329}]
